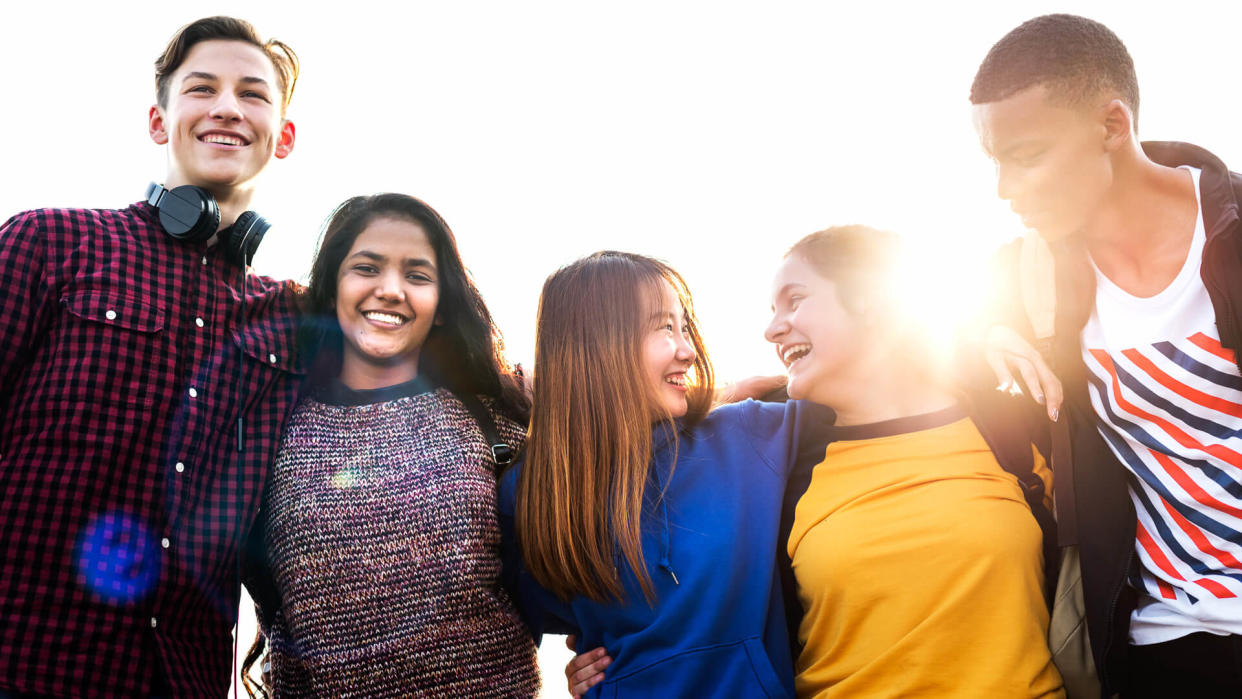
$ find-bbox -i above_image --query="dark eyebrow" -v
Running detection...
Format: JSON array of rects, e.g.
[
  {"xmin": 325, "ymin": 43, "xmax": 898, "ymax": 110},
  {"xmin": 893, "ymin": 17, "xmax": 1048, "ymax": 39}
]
[
  {"xmin": 404, "ymin": 258, "xmax": 436, "ymax": 270},
  {"xmin": 346, "ymin": 250, "xmax": 437, "ymax": 270},
  {"xmin": 181, "ymin": 72, "xmax": 270, "ymax": 89}
]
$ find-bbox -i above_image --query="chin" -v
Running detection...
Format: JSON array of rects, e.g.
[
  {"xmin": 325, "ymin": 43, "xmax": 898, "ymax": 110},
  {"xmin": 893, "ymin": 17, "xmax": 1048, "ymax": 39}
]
[
  {"xmin": 1033, "ymin": 219, "xmax": 1079, "ymax": 243},
  {"xmin": 664, "ymin": 401, "xmax": 689, "ymax": 419},
  {"xmin": 784, "ymin": 375, "xmax": 808, "ymax": 400}
]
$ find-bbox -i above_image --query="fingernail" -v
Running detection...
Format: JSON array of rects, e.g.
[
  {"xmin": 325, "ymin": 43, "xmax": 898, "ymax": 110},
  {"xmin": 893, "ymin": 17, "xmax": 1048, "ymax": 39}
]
[
  {"xmin": 1034, "ymin": 393, "xmax": 1045, "ymax": 405},
  {"xmin": 1050, "ymin": 408, "xmax": 1060, "ymax": 422},
  {"xmin": 996, "ymin": 380, "xmax": 1010, "ymax": 393}
]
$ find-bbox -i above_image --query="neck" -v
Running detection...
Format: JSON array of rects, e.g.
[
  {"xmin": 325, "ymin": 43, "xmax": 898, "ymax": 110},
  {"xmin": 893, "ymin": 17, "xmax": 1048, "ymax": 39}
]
[
  {"xmin": 338, "ymin": 360, "xmax": 419, "ymax": 392},
  {"xmin": 814, "ymin": 358, "xmax": 957, "ymax": 427},
  {"xmin": 1079, "ymin": 145, "xmax": 1198, "ymax": 296},
  {"xmin": 211, "ymin": 187, "xmax": 255, "ymax": 232},
  {"xmin": 1082, "ymin": 142, "xmax": 1196, "ymax": 257}
]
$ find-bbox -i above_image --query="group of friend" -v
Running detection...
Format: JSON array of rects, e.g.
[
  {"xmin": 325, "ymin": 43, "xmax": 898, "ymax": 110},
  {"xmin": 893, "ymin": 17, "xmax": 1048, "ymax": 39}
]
[{"xmin": 0, "ymin": 12, "xmax": 1239, "ymax": 699}]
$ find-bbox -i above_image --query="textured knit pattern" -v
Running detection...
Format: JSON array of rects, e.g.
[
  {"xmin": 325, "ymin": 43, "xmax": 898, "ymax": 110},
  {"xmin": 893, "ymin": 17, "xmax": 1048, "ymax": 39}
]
[
  {"xmin": 263, "ymin": 387, "xmax": 539, "ymax": 697},
  {"xmin": 0, "ymin": 204, "xmax": 304, "ymax": 698}
]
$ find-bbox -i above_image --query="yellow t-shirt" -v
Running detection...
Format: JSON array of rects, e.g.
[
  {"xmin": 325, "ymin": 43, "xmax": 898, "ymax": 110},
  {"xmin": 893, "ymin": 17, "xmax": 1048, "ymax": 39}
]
[{"xmin": 789, "ymin": 410, "xmax": 1064, "ymax": 698}]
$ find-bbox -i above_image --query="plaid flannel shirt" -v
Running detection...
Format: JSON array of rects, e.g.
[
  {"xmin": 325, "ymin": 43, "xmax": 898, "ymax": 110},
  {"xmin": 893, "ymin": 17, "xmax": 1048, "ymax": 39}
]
[{"xmin": 0, "ymin": 203, "xmax": 305, "ymax": 697}]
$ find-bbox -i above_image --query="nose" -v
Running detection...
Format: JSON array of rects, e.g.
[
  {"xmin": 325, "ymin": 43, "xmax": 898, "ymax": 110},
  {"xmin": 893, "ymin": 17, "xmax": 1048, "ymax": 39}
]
[
  {"xmin": 995, "ymin": 163, "xmax": 1019, "ymax": 203},
  {"xmin": 674, "ymin": 331, "xmax": 696, "ymax": 363},
  {"xmin": 208, "ymin": 89, "xmax": 243, "ymax": 122},
  {"xmin": 764, "ymin": 311, "xmax": 787, "ymax": 344},
  {"xmin": 374, "ymin": 271, "xmax": 404, "ymax": 301}
]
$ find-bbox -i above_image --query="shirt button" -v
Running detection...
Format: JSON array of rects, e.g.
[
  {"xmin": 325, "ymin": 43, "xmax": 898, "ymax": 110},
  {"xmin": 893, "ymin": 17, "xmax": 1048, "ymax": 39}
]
[
  {"xmin": 150, "ymin": 617, "xmax": 158, "ymax": 629},
  {"xmin": 269, "ymin": 353, "xmax": 278, "ymax": 364},
  {"xmin": 175, "ymin": 461, "xmax": 185, "ymax": 473},
  {"xmin": 161, "ymin": 538, "xmax": 170, "ymax": 549},
  {"xmin": 105, "ymin": 310, "xmax": 117, "ymax": 321},
  {"xmin": 201, "ymin": 256, "xmax": 209, "ymax": 266},
  {"xmin": 195, "ymin": 317, "xmax": 205, "ymax": 328},
  {"xmin": 188, "ymin": 387, "xmax": 198, "ymax": 398}
]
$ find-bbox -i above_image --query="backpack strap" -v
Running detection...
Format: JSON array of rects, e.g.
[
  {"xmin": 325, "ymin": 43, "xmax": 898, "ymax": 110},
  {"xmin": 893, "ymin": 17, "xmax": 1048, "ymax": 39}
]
[
  {"xmin": 455, "ymin": 391, "xmax": 515, "ymax": 472},
  {"xmin": 966, "ymin": 389, "xmax": 1061, "ymax": 605},
  {"xmin": 1018, "ymin": 232, "xmax": 1079, "ymax": 546}
]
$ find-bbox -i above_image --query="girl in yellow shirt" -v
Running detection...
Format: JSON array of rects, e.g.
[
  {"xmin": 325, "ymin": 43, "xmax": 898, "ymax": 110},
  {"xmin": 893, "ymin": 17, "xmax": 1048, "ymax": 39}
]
[{"xmin": 765, "ymin": 225, "xmax": 1064, "ymax": 698}]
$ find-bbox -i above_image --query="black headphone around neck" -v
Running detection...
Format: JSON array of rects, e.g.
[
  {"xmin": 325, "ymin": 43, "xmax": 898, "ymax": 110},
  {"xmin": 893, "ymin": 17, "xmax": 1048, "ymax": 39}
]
[{"xmin": 145, "ymin": 182, "xmax": 270, "ymax": 266}]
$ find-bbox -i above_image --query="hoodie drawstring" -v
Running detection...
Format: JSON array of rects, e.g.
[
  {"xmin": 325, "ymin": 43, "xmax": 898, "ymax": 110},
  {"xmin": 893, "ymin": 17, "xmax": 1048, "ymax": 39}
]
[{"xmin": 654, "ymin": 463, "xmax": 679, "ymax": 585}]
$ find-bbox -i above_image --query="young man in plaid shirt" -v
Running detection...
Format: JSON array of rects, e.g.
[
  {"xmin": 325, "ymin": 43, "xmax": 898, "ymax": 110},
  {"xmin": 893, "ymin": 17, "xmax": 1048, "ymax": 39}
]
[{"xmin": 0, "ymin": 17, "xmax": 304, "ymax": 697}]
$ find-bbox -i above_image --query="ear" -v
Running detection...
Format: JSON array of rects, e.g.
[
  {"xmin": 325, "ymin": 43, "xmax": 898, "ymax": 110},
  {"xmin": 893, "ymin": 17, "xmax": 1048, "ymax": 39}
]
[
  {"xmin": 1100, "ymin": 99, "xmax": 1133, "ymax": 153},
  {"xmin": 275, "ymin": 120, "xmax": 296, "ymax": 159},
  {"xmin": 149, "ymin": 105, "xmax": 169, "ymax": 145}
]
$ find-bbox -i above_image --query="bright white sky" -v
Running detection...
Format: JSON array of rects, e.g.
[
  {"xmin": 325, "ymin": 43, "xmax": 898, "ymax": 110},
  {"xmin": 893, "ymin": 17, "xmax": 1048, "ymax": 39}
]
[
  {"xmin": 4, "ymin": 1, "xmax": 1239, "ymax": 380},
  {"xmin": 3, "ymin": 0, "xmax": 1238, "ymax": 694}
]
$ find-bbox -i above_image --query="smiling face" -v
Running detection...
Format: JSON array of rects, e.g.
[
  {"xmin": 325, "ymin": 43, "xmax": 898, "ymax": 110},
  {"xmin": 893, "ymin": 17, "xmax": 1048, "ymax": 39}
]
[
  {"xmin": 765, "ymin": 253, "xmax": 870, "ymax": 405},
  {"xmin": 642, "ymin": 280, "xmax": 697, "ymax": 419},
  {"xmin": 148, "ymin": 39, "xmax": 294, "ymax": 196},
  {"xmin": 334, "ymin": 217, "xmax": 441, "ymax": 390},
  {"xmin": 972, "ymin": 84, "xmax": 1115, "ymax": 242}
]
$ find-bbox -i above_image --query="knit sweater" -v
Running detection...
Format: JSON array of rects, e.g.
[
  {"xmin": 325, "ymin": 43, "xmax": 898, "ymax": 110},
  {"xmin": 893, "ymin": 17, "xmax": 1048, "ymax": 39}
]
[{"xmin": 261, "ymin": 376, "xmax": 539, "ymax": 697}]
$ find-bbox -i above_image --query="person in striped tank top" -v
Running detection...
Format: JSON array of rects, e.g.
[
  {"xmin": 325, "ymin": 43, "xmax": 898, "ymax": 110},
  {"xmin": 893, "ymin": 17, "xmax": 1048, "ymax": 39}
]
[{"xmin": 972, "ymin": 14, "xmax": 1242, "ymax": 698}]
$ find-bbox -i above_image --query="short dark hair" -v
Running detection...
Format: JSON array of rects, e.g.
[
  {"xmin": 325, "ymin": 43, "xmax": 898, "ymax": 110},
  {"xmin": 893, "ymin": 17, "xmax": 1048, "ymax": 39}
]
[
  {"xmin": 303, "ymin": 193, "xmax": 530, "ymax": 423},
  {"xmin": 786, "ymin": 224, "xmax": 902, "ymax": 317},
  {"xmin": 970, "ymin": 14, "xmax": 1139, "ymax": 128},
  {"xmin": 155, "ymin": 16, "xmax": 299, "ymax": 114}
]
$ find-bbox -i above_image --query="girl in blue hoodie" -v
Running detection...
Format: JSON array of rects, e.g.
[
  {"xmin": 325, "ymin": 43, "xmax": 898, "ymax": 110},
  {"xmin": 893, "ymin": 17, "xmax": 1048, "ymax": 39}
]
[{"xmin": 498, "ymin": 251, "xmax": 828, "ymax": 699}]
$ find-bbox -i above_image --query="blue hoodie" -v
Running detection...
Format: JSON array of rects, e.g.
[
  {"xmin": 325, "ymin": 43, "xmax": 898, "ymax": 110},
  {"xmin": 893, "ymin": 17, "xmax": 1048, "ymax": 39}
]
[{"xmin": 498, "ymin": 399, "xmax": 829, "ymax": 699}]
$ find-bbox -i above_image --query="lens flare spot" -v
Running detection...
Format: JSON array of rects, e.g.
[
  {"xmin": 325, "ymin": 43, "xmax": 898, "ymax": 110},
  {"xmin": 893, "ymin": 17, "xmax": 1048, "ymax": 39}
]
[
  {"xmin": 75, "ymin": 511, "xmax": 160, "ymax": 605},
  {"xmin": 331, "ymin": 467, "xmax": 359, "ymax": 490}
]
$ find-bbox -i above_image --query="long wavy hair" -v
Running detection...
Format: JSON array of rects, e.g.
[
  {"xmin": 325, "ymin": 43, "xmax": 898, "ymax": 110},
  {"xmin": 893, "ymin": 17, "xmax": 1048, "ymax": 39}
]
[
  {"xmin": 300, "ymin": 193, "xmax": 529, "ymax": 422},
  {"xmin": 516, "ymin": 251, "xmax": 714, "ymax": 604}
]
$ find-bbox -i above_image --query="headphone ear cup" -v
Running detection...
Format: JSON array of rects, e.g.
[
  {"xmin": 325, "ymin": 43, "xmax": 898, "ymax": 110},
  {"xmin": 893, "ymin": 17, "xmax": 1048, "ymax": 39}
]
[
  {"xmin": 157, "ymin": 185, "xmax": 219, "ymax": 243},
  {"xmin": 228, "ymin": 211, "xmax": 271, "ymax": 266}
]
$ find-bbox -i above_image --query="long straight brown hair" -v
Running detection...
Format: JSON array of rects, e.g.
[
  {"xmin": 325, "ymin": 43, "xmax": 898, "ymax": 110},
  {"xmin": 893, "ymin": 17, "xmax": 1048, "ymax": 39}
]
[{"xmin": 517, "ymin": 251, "xmax": 714, "ymax": 603}]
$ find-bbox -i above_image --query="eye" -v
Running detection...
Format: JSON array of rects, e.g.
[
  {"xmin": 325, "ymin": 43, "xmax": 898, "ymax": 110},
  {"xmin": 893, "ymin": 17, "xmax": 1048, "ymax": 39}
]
[
  {"xmin": 1009, "ymin": 149, "xmax": 1045, "ymax": 168},
  {"xmin": 406, "ymin": 272, "xmax": 434, "ymax": 283},
  {"xmin": 186, "ymin": 85, "xmax": 213, "ymax": 94},
  {"xmin": 352, "ymin": 263, "xmax": 378, "ymax": 275},
  {"xmin": 242, "ymin": 90, "xmax": 271, "ymax": 103},
  {"xmin": 788, "ymin": 295, "xmax": 804, "ymax": 310}
]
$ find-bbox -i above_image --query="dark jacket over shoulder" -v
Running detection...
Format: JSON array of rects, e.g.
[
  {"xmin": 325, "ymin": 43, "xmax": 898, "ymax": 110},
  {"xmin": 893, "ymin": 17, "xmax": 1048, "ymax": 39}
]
[{"xmin": 991, "ymin": 142, "xmax": 1242, "ymax": 696}]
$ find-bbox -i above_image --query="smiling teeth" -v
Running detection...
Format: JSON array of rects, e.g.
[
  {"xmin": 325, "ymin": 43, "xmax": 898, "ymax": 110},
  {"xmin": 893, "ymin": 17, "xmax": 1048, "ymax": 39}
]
[
  {"xmin": 665, "ymin": 374, "xmax": 687, "ymax": 386},
  {"xmin": 364, "ymin": 311, "xmax": 405, "ymax": 326},
  {"xmin": 782, "ymin": 343, "xmax": 812, "ymax": 365},
  {"xmin": 202, "ymin": 134, "xmax": 244, "ymax": 146}
]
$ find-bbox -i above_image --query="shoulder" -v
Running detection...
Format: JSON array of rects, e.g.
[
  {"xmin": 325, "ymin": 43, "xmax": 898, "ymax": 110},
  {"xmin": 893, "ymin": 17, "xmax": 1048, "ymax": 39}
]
[
  {"xmin": 700, "ymin": 398, "xmax": 770, "ymax": 427},
  {"xmin": 702, "ymin": 398, "xmax": 827, "ymax": 438},
  {"xmin": 3, "ymin": 205, "xmax": 158, "ymax": 261},
  {"xmin": 4, "ymin": 205, "xmax": 136, "ymax": 235}
]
